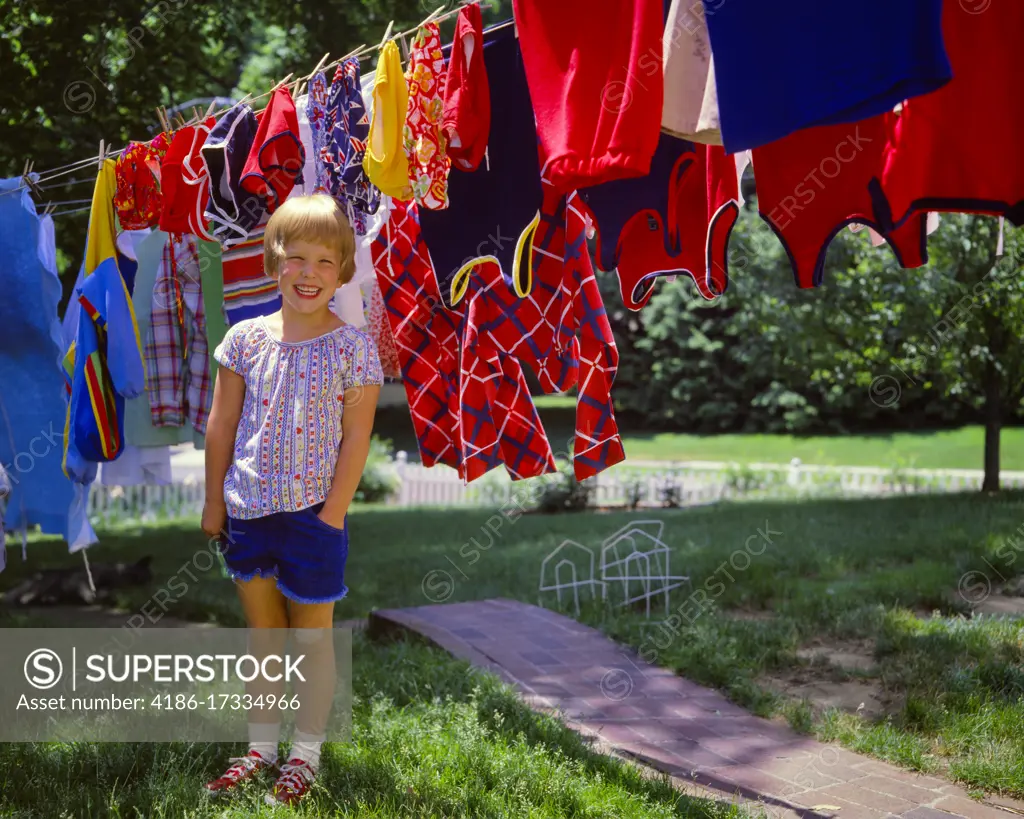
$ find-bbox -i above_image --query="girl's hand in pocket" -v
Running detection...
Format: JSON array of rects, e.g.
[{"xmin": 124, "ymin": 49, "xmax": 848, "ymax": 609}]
[{"xmin": 202, "ymin": 500, "xmax": 227, "ymax": 538}]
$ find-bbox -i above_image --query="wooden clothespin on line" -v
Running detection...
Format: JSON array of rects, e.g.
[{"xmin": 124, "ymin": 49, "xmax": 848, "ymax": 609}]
[
  {"xmin": 378, "ymin": 20, "xmax": 395, "ymax": 49},
  {"xmin": 155, "ymin": 106, "xmax": 171, "ymax": 134},
  {"xmin": 202, "ymin": 99, "xmax": 218, "ymax": 119},
  {"xmin": 97, "ymin": 139, "xmax": 106, "ymax": 171},
  {"xmin": 311, "ymin": 51, "xmax": 331, "ymax": 74},
  {"xmin": 270, "ymin": 72, "xmax": 294, "ymax": 94},
  {"xmin": 21, "ymin": 159, "xmax": 44, "ymax": 199},
  {"xmin": 422, "ymin": 4, "xmax": 446, "ymax": 25},
  {"xmin": 399, "ymin": 34, "xmax": 411, "ymax": 62}
]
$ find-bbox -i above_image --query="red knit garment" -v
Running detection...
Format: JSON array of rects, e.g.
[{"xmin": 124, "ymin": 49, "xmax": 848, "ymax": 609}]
[
  {"xmin": 441, "ymin": 4, "xmax": 490, "ymax": 172},
  {"xmin": 591, "ymin": 144, "xmax": 741, "ymax": 308},
  {"xmin": 753, "ymin": 114, "xmax": 928, "ymax": 289},
  {"xmin": 159, "ymin": 126, "xmax": 201, "ymax": 236},
  {"xmin": 873, "ymin": 1, "xmax": 1024, "ymax": 230},
  {"xmin": 511, "ymin": 0, "xmax": 662, "ymax": 193},
  {"xmin": 239, "ymin": 86, "xmax": 305, "ymax": 213}
]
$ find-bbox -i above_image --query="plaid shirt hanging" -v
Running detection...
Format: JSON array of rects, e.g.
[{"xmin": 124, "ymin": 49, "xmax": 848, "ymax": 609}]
[{"xmin": 145, "ymin": 235, "xmax": 212, "ymax": 434}]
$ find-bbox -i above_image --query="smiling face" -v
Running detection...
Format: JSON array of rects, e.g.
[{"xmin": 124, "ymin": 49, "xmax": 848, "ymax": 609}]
[{"xmin": 275, "ymin": 239, "xmax": 343, "ymax": 315}]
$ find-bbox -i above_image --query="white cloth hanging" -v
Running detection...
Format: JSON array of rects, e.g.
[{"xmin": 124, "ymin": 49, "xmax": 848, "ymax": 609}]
[{"xmin": 97, "ymin": 444, "xmax": 173, "ymax": 486}]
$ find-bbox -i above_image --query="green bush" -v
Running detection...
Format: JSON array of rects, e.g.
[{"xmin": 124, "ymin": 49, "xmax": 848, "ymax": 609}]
[
  {"xmin": 355, "ymin": 436, "xmax": 401, "ymax": 503},
  {"xmin": 534, "ymin": 460, "xmax": 593, "ymax": 513}
]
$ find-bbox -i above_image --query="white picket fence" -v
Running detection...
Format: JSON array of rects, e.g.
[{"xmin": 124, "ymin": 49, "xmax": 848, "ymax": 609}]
[
  {"xmin": 84, "ymin": 455, "xmax": 1024, "ymax": 521},
  {"xmin": 390, "ymin": 455, "xmax": 1024, "ymax": 509}
]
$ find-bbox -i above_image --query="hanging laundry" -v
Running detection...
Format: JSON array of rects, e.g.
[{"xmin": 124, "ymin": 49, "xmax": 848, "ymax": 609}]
[
  {"xmin": 372, "ymin": 198, "xmax": 464, "ymax": 474},
  {"xmin": 334, "ymin": 193, "xmax": 402, "ymax": 378},
  {"xmin": 240, "ymin": 86, "xmax": 306, "ymax": 213},
  {"xmin": 85, "ymin": 159, "xmax": 120, "ymax": 275},
  {"xmin": 511, "ymin": 0, "xmax": 663, "ymax": 192},
  {"xmin": 114, "ymin": 228, "xmax": 147, "ymax": 295},
  {"xmin": 316, "ymin": 58, "xmax": 382, "ymax": 234},
  {"xmin": 420, "ymin": 25, "xmax": 542, "ymax": 310},
  {"xmin": 197, "ymin": 234, "xmax": 228, "ymax": 373},
  {"xmin": 402, "ymin": 21, "xmax": 451, "ymax": 209},
  {"xmin": 160, "ymin": 116, "xmax": 217, "ymax": 239},
  {"xmin": 701, "ymin": 0, "xmax": 951, "ymax": 154},
  {"xmin": 579, "ymin": 133, "xmax": 741, "ymax": 305},
  {"xmin": 287, "ymin": 92, "xmax": 318, "ymax": 199},
  {"xmin": 124, "ymin": 230, "xmax": 207, "ymax": 449},
  {"xmin": 0, "ymin": 180, "xmax": 90, "ymax": 548},
  {"xmin": 362, "ymin": 275, "xmax": 401, "ymax": 379},
  {"xmin": 221, "ymin": 223, "xmax": 279, "ymax": 325},
  {"xmin": 306, "ymin": 73, "xmax": 333, "ymax": 195},
  {"xmin": 63, "ymin": 161, "xmax": 147, "ymax": 482},
  {"xmin": 661, "ymin": 0, "xmax": 721, "ymax": 145},
  {"xmin": 364, "ymin": 40, "xmax": 411, "ymax": 199},
  {"xmin": 871, "ymin": 2, "xmax": 1024, "ymax": 231},
  {"xmin": 98, "ymin": 444, "xmax": 172, "ymax": 486},
  {"xmin": 63, "ymin": 244, "xmax": 147, "ymax": 481},
  {"xmin": 113, "ymin": 131, "xmax": 172, "ymax": 230},
  {"xmin": 441, "ymin": 4, "xmax": 490, "ymax": 172},
  {"xmin": 202, "ymin": 103, "xmax": 267, "ymax": 247},
  {"xmin": 468, "ymin": 186, "xmax": 626, "ymax": 480},
  {"xmin": 145, "ymin": 235, "xmax": 212, "ymax": 433},
  {"xmin": 459, "ymin": 258, "xmax": 558, "ymax": 482},
  {"xmin": 751, "ymin": 114, "xmax": 928, "ymax": 289}
]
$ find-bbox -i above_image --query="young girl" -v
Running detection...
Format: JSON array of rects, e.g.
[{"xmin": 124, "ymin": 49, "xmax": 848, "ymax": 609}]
[{"xmin": 200, "ymin": 194, "xmax": 383, "ymax": 805}]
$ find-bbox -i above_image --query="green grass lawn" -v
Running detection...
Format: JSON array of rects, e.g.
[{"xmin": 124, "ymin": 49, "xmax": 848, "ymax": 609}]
[
  {"xmin": 0, "ymin": 633, "xmax": 743, "ymax": 818},
  {"xmin": 4, "ymin": 491, "xmax": 1024, "ymax": 804},
  {"xmin": 376, "ymin": 405, "xmax": 1024, "ymax": 470}
]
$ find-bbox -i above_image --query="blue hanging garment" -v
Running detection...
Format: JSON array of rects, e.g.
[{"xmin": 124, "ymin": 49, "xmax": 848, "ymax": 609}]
[{"xmin": 0, "ymin": 178, "xmax": 96, "ymax": 559}]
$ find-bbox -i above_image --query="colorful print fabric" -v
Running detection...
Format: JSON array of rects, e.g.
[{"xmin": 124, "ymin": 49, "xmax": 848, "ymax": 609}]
[
  {"xmin": 213, "ymin": 317, "xmax": 384, "ymax": 519},
  {"xmin": 307, "ymin": 58, "xmax": 383, "ymax": 234},
  {"xmin": 113, "ymin": 132, "xmax": 173, "ymax": 230},
  {"xmin": 402, "ymin": 22, "xmax": 450, "ymax": 209}
]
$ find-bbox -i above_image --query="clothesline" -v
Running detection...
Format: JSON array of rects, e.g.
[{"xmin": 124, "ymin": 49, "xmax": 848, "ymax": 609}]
[{"xmin": 3, "ymin": 0, "xmax": 504, "ymax": 200}]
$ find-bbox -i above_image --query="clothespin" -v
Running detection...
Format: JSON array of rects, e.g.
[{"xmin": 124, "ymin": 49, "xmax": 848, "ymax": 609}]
[
  {"xmin": 399, "ymin": 34, "xmax": 410, "ymax": 62},
  {"xmin": 156, "ymin": 106, "xmax": 170, "ymax": 133},
  {"xmin": 342, "ymin": 44, "xmax": 366, "ymax": 60},
  {"xmin": 379, "ymin": 20, "xmax": 395, "ymax": 49},
  {"xmin": 97, "ymin": 139, "xmax": 105, "ymax": 171},
  {"xmin": 203, "ymin": 99, "xmax": 218, "ymax": 119},
  {"xmin": 21, "ymin": 159, "xmax": 43, "ymax": 199},
  {"xmin": 422, "ymin": 4, "xmax": 445, "ymax": 24},
  {"xmin": 270, "ymin": 73, "xmax": 294, "ymax": 93},
  {"xmin": 308, "ymin": 52, "xmax": 330, "ymax": 79},
  {"xmin": 235, "ymin": 93, "xmax": 252, "ymax": 108}
]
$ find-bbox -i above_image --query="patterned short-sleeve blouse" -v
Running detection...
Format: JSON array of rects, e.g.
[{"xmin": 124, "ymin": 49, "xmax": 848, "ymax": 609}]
[{"xmin": 213, "ymin": 316, "xmax": 384, "ymax": 519}]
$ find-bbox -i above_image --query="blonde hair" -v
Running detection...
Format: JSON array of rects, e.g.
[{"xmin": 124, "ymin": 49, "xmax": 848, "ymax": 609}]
[{"xmin": 263, "ymin": 194, "xmax": 356, "ymax": 284}]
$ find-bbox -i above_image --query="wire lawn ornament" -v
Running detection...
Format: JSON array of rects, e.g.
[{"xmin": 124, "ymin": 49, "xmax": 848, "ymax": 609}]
[
  {"xmin": 538, "ymin": 539, "xmax": 607, "ymax": 617},
  {"xmin": 539, "ymin": 520, "xmax": 691, "ymax": 620}
]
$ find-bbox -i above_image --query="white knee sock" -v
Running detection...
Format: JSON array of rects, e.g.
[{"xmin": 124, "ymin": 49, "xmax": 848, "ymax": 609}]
[
  {"xmin": 288, "ymin": 730, "xmax": 325, "ymax": 770},
  {"xmin": 248, "ymin": 721, "xmax": 280, "ymax": 764}
]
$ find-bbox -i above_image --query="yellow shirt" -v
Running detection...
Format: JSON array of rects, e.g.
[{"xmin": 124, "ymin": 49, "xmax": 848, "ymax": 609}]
[
  {"xmin": 363, "ymin": 41, "xmax": 411, "ymax": 199},
  {"xmin": 85, "ymin": 159, "xmax": 119, "ymax": 276}
]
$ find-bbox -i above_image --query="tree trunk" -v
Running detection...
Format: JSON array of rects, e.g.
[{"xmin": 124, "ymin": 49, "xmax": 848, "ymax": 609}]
[{"xmin": 983, "ymin": 360, "xmax": 1001, "ymax": 492}]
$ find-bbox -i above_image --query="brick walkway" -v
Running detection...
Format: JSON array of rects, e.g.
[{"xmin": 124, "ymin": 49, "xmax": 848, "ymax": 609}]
[{"xmin": 368, "ymin": 598, "xmax": 1024, "ymax": 819}]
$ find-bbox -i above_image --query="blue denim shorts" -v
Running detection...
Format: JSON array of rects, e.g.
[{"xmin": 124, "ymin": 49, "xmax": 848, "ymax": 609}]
[{"xmin": 217, "ymin": 503, "xmax": 349, "ymax": 605}]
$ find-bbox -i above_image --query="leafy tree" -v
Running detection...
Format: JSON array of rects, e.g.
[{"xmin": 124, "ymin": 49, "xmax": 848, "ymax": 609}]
[
  {"xmin": 739, "ymin": 213, "xmax": 1023, "ymax": 490},
  {"xmin": 0, "ymin": 0, "xmax": 511, "ymax": 299},
  {"xmin": 894, "ymin": 217, "xmax": 1024, "ymax": 490}
]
